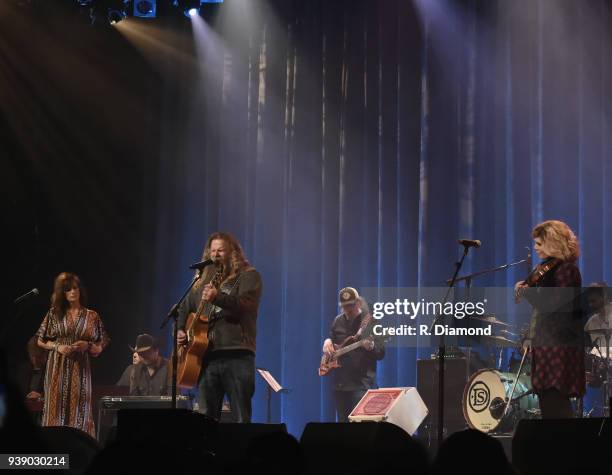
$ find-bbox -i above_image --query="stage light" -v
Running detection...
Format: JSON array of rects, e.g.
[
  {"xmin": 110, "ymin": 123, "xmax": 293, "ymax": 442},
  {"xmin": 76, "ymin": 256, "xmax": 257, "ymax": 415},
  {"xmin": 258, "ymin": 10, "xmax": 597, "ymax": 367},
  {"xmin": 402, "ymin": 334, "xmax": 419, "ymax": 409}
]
[
  {"xmin": 87, "ymin": 0, "xmax": 128, "ymax": 26},
  {"xmin": 174, "ymin": 0, "xmax": 222, "ymax": 18},
  {"xmin": 134, "ymin": 0, "xmax": 156, "ymax": 18},
  {"xmin": 173, "ymin": 0, "xmax": 200, "ymax": 18},
  {"xmin": 108, "ymin": 8, "xmax": 126, "ymax": 24}
]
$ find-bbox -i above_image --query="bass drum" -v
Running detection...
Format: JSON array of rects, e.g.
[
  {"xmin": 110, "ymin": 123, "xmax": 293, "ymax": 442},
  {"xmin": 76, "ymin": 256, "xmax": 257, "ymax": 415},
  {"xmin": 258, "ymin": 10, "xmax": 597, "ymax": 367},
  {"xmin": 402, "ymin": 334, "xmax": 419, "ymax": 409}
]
[{"xmin": 462, "ymin": 369, "xmax": 539, "ymax": 433}]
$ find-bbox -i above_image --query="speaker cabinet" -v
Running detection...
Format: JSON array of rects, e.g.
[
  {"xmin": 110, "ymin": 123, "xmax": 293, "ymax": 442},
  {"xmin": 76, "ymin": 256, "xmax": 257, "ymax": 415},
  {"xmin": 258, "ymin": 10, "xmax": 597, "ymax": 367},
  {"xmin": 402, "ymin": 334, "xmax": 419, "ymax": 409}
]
[
  {"xmin": 301, "ymin": 422, "xmax": 428, "ymax": 474},
  {"xmin": 416, "ymin": 357, "xmax": 469, "ymax": 435},
  {"xmin": 512, "ymin": 418, "xmax": 612, "ymax": 475}
]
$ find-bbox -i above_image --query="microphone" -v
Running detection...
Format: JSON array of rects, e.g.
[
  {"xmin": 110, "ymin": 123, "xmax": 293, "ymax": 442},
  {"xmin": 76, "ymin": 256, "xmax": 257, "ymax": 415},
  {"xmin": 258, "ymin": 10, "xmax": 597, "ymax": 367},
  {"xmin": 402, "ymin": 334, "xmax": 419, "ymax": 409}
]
[
  {"xmin": 458, "ymin": 239, "xmax": 481, "ymax": 248},
  {"xmin": 14, "ymin": 288, "xmax": 39, "ymax": 305},
  {"xmin": 189, "ymin": 259, "xmax": 215, "ymax": 270}
]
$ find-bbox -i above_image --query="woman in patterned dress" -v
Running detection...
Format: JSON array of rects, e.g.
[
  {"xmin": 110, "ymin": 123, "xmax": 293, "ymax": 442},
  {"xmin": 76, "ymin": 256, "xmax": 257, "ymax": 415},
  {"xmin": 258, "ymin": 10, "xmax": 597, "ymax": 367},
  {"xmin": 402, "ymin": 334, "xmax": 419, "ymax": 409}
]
[
  {"xmin": 36, "ymin": 272, "xmax": 109, "ymax": 437},
  {"xmin": 515, "ymin": 220, "xmax": 585, "ymax": 418}
]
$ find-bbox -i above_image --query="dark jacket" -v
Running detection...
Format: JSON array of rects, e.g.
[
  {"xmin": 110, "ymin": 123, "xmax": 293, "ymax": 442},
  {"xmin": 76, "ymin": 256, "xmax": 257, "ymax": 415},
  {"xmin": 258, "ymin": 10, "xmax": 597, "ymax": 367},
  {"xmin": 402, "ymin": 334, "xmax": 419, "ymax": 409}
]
[
  {"xmin": 329, "ymin": 312, "xmax": 385, "ymax": 391},
  {"xmin": 116, "ymin": 364, "xmax": 136, "ymax": 387},
  {"xmin": 129, "ymin": 358, "xmax": 170, "ymax": 396},
  {"xmin": 177, "ymin": 268, "xmax": 262, "ymax": 354}
]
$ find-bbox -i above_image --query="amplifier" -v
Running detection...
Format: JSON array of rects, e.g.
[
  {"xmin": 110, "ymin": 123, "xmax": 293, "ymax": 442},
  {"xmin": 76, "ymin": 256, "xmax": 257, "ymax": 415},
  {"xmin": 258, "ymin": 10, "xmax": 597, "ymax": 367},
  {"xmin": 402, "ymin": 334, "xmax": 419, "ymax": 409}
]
[
  {"xmin": 416, "ymin": 357, "xmax": 469, "ymax": 436},
  {"xmin": 97, "ymin": 396, "xmax": 192, "ymax": 442},
  {"xmin": 96, "ymin": 396, "xmax": 233, "ymax": 443}
]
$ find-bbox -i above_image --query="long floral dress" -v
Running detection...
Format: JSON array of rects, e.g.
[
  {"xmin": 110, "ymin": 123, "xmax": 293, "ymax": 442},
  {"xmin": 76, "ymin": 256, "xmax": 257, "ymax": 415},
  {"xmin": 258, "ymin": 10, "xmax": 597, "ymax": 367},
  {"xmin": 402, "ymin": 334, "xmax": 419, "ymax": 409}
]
[{"xmin": 36, "ymin": 308, "xmax": 109, "ymax": 438}]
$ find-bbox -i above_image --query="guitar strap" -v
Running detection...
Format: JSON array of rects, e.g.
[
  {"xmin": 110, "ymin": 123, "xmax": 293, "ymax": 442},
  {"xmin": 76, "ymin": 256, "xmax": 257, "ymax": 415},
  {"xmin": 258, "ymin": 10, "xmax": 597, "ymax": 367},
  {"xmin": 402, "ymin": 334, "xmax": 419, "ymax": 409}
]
[{"xmin": 208, "ymin": 273, "xmax": 242, "ymax": 328}]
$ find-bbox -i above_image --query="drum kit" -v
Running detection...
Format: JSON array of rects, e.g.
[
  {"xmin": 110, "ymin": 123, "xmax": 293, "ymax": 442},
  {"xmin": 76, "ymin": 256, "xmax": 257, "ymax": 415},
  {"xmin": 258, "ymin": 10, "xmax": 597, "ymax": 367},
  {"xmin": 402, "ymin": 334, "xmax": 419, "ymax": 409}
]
[
  {"xmin": 584, "ymin": 328, "xmax": 612, "ymax": 417},
  {"xmin": 460, "ymin": 314, "xmax": 539, "ymax": 434},
  {"xmin": 460, "ymin": 317, "xmax": 612, "ymax": 433}
]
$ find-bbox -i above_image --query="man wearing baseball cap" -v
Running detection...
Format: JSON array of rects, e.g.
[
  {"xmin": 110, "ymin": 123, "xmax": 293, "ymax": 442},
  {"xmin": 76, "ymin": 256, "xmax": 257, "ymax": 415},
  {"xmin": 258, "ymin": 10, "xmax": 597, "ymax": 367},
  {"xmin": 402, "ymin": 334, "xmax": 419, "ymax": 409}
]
[
  {"xmin": 128, "ymin": 333, "xmax": 170, "ymax": 396},
  {"xmin": 322, "ymin": 287, "xmax": 385, "ymax": 422}
]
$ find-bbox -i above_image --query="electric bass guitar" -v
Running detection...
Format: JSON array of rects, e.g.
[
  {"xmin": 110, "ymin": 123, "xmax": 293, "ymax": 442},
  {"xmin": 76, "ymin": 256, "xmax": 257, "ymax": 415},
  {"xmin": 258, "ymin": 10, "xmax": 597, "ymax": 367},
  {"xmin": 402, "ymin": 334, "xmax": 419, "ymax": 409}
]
[{"xmin": 318, "ymin": 336, "xmax": 375, "ymax": 376}]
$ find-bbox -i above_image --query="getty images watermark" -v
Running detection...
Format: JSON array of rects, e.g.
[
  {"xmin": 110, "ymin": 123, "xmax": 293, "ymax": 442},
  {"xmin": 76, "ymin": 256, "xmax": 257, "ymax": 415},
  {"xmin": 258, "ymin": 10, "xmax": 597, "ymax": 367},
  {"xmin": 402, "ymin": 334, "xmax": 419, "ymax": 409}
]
[
  {"xmin": 359, "ymin": 287, "xmax": 542, "ymax": 348},
  {"xmin": 370, "ymin": 297, "xmax": 490, "ymax": 337}
]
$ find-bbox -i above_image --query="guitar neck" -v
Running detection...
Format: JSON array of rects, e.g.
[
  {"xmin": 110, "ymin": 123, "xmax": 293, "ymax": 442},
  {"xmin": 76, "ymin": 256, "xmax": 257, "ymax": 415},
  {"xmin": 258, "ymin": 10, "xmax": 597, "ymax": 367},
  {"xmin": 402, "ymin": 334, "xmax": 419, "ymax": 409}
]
[
  {"xmin": 335, "ymin": 339, "xmax": 367, "ymax": 357},
  {"xmin": 190, "ymin": 271, "xmax": 222, "ymax": 326}
]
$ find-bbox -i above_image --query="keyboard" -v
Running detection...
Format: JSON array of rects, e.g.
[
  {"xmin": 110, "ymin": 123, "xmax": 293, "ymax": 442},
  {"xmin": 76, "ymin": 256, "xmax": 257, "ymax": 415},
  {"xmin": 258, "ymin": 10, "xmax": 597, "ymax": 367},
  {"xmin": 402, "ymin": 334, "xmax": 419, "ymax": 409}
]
[{"xmin": 99, "ymin": 395, "xmax": 192, "ymax": 410}]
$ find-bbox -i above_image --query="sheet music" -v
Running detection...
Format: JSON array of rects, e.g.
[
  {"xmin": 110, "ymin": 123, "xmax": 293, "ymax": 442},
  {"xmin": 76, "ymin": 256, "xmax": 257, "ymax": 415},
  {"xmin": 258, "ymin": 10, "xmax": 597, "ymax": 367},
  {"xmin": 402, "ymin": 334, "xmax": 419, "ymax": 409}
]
[{"xmin": 257, "ymin": 368, "xmax": 283, "ymax": 392}]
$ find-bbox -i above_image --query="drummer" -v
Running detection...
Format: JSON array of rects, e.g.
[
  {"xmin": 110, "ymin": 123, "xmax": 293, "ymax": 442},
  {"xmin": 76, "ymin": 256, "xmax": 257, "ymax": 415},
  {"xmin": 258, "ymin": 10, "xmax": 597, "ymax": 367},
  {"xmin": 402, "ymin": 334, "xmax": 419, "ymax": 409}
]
[{"xmin": 585, "ymin": 283, "xmax": 612, "ymax": 357}]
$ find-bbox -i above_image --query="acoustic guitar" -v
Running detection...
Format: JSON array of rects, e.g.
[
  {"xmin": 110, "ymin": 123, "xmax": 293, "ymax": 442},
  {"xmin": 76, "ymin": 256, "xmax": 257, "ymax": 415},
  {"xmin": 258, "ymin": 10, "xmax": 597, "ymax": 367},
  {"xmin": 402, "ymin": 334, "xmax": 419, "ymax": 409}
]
[{"xmin": 176, "ymin": 270, "xmax": 223, "ymax": 389}]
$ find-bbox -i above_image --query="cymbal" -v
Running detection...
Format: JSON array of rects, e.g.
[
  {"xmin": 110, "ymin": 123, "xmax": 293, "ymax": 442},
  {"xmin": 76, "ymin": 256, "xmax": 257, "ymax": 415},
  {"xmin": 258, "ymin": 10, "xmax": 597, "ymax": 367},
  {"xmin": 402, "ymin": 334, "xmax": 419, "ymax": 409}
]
[
  {"xmin": 470, "ymin": 314, "xmax": 513, "ymax": 327},
  {"xmin": 499, "ymin": 329, "xmax": 519, "ymax": 338},
  {"xmin": 481, "ymin": 335, "xmax": 520, "ymax": 348}
]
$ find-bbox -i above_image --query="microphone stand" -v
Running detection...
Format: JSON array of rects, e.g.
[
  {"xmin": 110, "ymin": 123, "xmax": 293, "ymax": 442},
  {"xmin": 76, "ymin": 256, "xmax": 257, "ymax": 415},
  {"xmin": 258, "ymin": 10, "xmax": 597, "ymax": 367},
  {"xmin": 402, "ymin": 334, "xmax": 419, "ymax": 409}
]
[
  {"xmin": 447, "ymin": 255, "xmax": 531, "ymax": 286},
  {"xmin": 431, "ymin": 243, "xmax": 472, "ymax": 447},
  {"xmin": 160, "ymin": 269, "xmax": 203, "ymax": 410},
  {"xmin": 435, "ymin": 247, "xmax": 531, "ymax": 442}
]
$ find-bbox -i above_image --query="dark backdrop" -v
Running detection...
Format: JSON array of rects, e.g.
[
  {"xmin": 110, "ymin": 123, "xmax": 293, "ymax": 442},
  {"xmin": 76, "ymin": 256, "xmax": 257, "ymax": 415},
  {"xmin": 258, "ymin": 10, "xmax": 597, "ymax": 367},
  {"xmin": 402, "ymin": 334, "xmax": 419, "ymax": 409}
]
[{"xmin": 2, "ymin": 0, "xmax": 612, "ymax": 436}]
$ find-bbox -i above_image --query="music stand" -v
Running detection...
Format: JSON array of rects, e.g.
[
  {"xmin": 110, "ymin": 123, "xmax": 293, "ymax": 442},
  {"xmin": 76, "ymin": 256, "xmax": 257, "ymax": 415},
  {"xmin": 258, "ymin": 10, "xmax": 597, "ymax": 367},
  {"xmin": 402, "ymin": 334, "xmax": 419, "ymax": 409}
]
[{"xmin": 257, "ymin": 367, "xmax": 290, "ymax": 423}]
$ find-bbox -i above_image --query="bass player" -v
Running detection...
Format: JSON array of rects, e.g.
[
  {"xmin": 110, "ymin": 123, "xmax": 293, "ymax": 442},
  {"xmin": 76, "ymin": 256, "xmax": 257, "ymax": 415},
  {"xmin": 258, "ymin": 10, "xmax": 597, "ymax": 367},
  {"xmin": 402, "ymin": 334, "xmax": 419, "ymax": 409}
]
[{"xmin": 321, "ymin": 287, "xmax": 385, "ymax": 422}]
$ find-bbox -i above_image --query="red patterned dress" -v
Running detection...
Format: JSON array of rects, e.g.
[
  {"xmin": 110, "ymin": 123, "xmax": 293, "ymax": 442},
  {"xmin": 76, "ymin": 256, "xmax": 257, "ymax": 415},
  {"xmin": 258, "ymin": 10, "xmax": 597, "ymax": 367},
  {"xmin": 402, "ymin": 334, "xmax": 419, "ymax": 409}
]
[
  {"xmin": 525, "ymin": 259, "xmax": 585, "ymax": 397},
  {"xmin": 36, "ymin": 308, "xmax": 109, "ymax": 437}
]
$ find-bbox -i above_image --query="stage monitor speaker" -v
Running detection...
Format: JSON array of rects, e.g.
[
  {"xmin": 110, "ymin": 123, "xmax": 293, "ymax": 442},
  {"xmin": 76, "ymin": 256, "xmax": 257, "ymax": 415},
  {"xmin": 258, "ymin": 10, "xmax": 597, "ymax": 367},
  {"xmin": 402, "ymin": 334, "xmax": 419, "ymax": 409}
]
[
  {"xmin": 417, "ymin": 357, "xmax": 468, "ymax": 435},
  {"xmin": 348, "ymin": 387, "xmax": 428, "ymax": 435},
  {"xmin": 300, "ymin": 422, "xmax": 428, "ymax": 474},
  {"xmin": 117, "ymin": 408, "xmax": 217, "ymax": 448},
  {"xmin": 512, "ymin": 418, "xmax": 612, "ymax": 475},
  {"xmin": 213, "ymin": 423, "xmax": 287, "ymax": 463},
  {"xmin": 93, "ymin": 411, "xmax": 216, "ymax": 475},
  {"xmin": 39, "ymin": 426, "xmax": 99, "ymax": 471}
]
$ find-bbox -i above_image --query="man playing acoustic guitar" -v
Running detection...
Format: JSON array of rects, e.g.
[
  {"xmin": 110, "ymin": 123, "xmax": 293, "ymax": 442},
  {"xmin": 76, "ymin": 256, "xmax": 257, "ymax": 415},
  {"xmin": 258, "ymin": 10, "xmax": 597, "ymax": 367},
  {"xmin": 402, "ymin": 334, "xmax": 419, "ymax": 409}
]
[
  {"xmin": 177, "ymin": 232, "xmax": 262, "ymax": 423},
  {"xmin": 321, "ymin": 287, "xmax": 385, "ymax": 422}
]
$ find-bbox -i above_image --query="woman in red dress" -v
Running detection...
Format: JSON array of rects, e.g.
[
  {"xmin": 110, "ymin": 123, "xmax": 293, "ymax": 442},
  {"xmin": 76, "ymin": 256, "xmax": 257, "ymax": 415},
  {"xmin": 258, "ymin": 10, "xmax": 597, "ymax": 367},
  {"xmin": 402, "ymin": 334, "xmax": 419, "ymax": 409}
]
[
  {"xmin": 36, "ymin": 272, "xmax": 109, "ymax": 437},
  {"xmin": 516, "ymin": 220, "xmax": 585, "ymax": 418}
]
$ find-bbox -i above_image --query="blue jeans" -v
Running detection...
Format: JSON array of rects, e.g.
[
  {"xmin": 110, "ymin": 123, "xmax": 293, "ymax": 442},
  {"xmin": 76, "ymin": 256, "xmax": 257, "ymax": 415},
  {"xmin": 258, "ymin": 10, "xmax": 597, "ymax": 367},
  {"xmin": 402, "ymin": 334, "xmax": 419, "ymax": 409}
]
[{"xmin": 198, "ymin": 352, "xmax": 255, "ymax": 423}]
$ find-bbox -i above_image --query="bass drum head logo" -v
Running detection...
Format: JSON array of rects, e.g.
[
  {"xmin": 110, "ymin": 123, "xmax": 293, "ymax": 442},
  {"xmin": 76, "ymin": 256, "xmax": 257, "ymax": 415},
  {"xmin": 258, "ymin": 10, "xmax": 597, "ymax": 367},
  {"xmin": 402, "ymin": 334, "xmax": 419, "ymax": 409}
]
[{"xmin": 469, "ymin": 381, "xmax": 490, "ymax": 413}]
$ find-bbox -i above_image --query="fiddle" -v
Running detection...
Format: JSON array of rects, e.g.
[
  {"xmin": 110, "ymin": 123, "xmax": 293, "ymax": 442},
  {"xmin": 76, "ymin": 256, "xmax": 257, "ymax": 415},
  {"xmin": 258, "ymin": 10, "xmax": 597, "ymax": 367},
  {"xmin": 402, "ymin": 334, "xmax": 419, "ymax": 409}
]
[{"xmin": 515, "ymin": 258, "xmax": 562, "ymax": 302}]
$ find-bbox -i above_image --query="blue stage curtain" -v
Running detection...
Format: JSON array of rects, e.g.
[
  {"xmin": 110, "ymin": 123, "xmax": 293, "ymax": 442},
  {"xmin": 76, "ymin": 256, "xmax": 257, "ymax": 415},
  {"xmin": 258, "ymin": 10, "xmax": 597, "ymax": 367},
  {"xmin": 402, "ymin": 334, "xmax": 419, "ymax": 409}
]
[{"xmin": 149, "ymin": 0, "xmax": 612, "ymax": 435}]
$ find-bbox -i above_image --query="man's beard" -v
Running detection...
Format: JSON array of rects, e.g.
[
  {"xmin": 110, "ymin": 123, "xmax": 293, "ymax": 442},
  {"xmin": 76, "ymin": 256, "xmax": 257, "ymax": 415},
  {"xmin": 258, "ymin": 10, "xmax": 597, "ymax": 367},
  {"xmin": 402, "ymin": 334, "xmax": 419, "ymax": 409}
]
[{"xmin": 214, "ymin": 257, "xmax": 230, "ymax": 273}]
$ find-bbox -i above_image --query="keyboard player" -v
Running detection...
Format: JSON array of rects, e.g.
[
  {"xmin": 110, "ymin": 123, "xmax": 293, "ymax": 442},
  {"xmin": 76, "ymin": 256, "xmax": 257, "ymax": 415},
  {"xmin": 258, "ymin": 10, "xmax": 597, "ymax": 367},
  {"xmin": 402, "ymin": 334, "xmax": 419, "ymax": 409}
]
[{"xmin": 128, "ymin": 334, "xmax": 170, "ymax": 396}]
